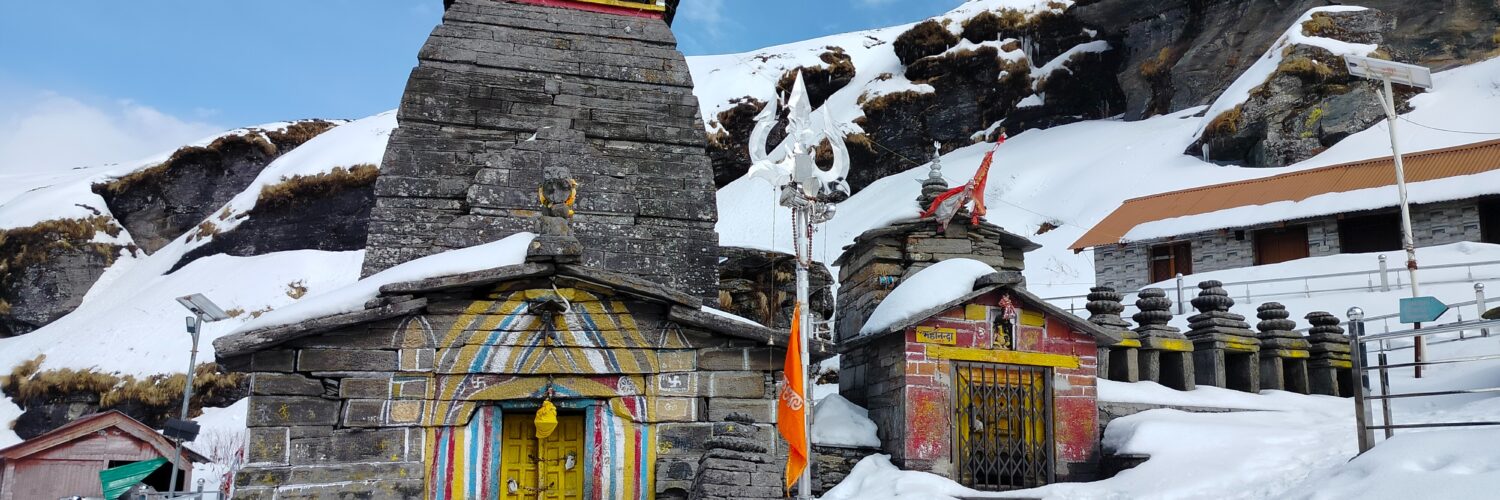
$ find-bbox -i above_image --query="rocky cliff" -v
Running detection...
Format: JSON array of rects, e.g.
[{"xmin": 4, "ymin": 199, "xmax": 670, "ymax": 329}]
[{"xmin": 698, "ymin": 0, "xmax": 1500, "ymax": 184}]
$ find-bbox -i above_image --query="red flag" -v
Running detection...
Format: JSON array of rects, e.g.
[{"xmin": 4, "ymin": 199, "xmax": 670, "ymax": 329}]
[
  {"xmin": 777, "ymin": 303, "xmax": 808, "ymax": 493},
  {"xmin": 921, "ymin": 134, "xmax": 1005, "ymax": 229}
]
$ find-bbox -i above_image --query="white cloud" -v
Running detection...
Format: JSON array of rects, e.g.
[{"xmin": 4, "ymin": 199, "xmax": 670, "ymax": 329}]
[
  {"xmin": 0, "ymin": 90, "xmax": 222, "ymax": 175},
  {"xmin": 680, "ymin": 0, "xmax": 725, "ymax": 28}
]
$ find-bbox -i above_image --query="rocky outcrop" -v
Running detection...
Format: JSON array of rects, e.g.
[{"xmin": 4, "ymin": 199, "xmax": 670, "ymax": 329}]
[
  {"xmin": 1073, "ymin": 0, "xmax": 1500, "ymax": 121},
  {"xmin": 2, "ymin": 358, "xmax": 248, "ymax": 438},
  {"xmin": 92, "ymin": 120, "xmax": 337, "ymax": 254},
  {"xmin": 1188, "ymin": 9, "xmax": 1403, "ymax": 168},
  {"xmin": 0, "ymin": 216, "xmax": 127, "ymax": 337},
  {"xmin": 172, "ymin": 164, "xmax": 379, "ymax": 271},
  {"xmin": 717, "ymin": 246, "xmax": 834, "ymax": 330}
]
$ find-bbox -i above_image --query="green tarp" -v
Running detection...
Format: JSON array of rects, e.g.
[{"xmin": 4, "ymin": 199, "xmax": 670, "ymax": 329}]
[{"xmin": 99, "ymin": 457, "xmax": 167, "ymax": 500}]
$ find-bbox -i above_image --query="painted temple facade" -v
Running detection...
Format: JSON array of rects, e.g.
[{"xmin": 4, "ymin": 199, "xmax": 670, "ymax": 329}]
[
  {"xmin": 217, "ymin": 255, "xmax": 800, "ymax": 499},
  {"xmin": 835, "ymin": 165, "xmax": 1117, "ymax": 489}
]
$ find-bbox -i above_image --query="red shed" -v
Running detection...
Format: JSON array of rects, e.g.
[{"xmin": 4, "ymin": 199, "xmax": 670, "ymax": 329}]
[{"xmin": 0, "ymin": 411, "xmax": 205, "ymax": 500}]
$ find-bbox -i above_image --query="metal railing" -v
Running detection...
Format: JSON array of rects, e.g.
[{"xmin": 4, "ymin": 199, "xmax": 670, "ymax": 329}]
[
  {"xmin": 1044, "ymin": 256, "xmax": 1500, "ymax": 316},
  {"xmin": 1347, "ymin": 311, "xmax": 1500, "ymax": 454}
]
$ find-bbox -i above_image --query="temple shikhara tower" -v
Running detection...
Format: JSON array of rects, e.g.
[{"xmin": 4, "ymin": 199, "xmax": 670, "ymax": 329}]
[{"xmin": 363, "ymin": 0, "xmax": 718, "ymax": 301}]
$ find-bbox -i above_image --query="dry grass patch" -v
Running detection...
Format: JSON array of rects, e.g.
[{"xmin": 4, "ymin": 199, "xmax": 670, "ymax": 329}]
[
  {"xmin": 286, "ymin": 280, "xmax": 308, "ymax": 299},
  {"xmin": 255, "ymin": 164, "xmax": 379, "ymax": 212},
  {"xmin": 1139, "ymin": 47, "xmax": 1179, "ymax": 79},
  {"xmin": 1204, "ymin": 106, "xmax": 1244, "ymax": 138},
  {"xmin": 4, "ymin": 355, "xmax": 246, "ymax": 417},
  {"xmin": 1277, "ymin": 56, "xmax": 1335, "ymax": 81},
  {"xmin": 894, "ymin": 19, "xmax": 960, "ymax": 65},
  {"xmin": 1301, "ymin": 12, "xmax": 1339, "ymax": 38},
  {"xmin": 0, "ymin": 216, "xmax": 121, "ymax": 272}
]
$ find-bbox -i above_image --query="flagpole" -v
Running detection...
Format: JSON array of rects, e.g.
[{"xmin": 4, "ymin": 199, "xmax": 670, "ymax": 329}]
[{"xmin": 795, "ymin": 208, "xmax": 814, "ymax": 500}]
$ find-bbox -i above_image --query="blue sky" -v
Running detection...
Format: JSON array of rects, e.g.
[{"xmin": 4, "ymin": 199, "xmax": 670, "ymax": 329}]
[{"xmin": 0, "ymin": 0, "xmax": 957, "ymax": 173}]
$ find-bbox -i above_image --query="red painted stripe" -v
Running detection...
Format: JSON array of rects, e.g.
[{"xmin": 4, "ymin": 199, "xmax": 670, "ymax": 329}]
[
  {"xmin": 506, "ymin": 0, "xmax": 665, "ymax": 20},
  {"xmin": 444, "ymin": 428, "xmax": 458, "ymax": 499}
]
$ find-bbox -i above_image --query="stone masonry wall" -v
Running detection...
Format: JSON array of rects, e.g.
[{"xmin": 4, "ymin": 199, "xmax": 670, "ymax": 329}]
[
  {"xmin": 364, "ymin": 0, "xmax": 719, "ymax": 301},
  {"xmin": 1093, "ymin": 198, "xmax": 1486, "ymax": 290},
  {"xmin": 836, "ymin": 334, "xmax": 909, "ymax": 464}
]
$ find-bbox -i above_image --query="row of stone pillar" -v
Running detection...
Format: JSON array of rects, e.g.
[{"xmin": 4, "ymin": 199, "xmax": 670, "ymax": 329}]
[{"xmin": 1088, "ymin": 281, "xmax": 1353, "ymax": 397}]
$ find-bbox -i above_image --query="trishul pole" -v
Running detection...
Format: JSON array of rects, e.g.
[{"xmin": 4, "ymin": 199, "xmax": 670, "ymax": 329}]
[{"xmin": 782, "ymin": 182, "xmax": 829, "ymax": 500}]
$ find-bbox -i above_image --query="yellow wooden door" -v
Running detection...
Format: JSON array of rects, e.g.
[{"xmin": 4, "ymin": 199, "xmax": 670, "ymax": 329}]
[{"xmin": 501, "ymin": 413, "xmax": 585, "ymax": 500}]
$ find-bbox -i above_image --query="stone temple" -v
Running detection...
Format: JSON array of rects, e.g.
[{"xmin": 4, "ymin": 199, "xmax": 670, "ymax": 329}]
[{"xmin": 215, "ymin": 1, "xmax": 814, "ymax": 498}]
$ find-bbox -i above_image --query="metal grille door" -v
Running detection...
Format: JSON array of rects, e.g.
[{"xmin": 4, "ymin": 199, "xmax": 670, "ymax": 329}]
[{"xmin": 953, "ymin": 361, "xmax": 1054, "ymax": 490}]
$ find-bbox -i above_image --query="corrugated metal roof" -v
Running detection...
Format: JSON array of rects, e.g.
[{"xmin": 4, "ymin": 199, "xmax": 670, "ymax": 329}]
[{"xmin": 1071, "ymin": 138, "xmax": 1500, "ymax": 249}]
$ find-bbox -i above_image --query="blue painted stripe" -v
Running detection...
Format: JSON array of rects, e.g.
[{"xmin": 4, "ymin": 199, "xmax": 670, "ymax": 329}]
[
  {"xmin": 470, "ymin": 302, "xmax": 527, "ymax": 372},
  {"xmin": 467, "ymin": 409, "xmax": 480, "ymax": 497},
  {"xmin": 607, "ymin": 409, "xmax": 619, "ymax": 500},
  {"xmin": 576, "ymin": 309, "xmax": 623, "ymax": 370}
]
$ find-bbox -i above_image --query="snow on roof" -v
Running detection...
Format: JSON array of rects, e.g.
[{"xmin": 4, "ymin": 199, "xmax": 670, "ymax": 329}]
[
  {"xmin": 859, "ymin": 258, "xmax": 997, "ymax": 336},
  {"xmin": 811, "ymin": 394, "xmax": 880, "ymax": 448},
  {"xmin": 699, "ymin": 305, "xmax": 762, "ymax": 327},
  {"xmin": 227, "ymin": 232, "xmax": 536, "ymax": 337},
  {"xmin": 1073, "ymin": 137, "xmax": 1500, "ymax": 247}
]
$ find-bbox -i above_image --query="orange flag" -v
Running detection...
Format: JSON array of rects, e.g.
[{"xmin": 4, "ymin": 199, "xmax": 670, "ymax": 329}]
[{"xmin": 777, "ymin": 303, "xmax": 808, "ymax": 493}]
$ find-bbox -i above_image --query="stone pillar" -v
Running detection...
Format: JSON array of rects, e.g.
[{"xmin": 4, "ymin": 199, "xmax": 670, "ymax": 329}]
[
  {"xmin": 1305, "ymin": 311, "xmax": 1354, "ymax": 397},
  {"xmin": 1088, "ymin": 286, "xmax": 1139, "ymax": 382},
  {"xmin": 688, "ymin": 414, "xmax": 782, "ymax": 500},
  {"xmin": 1132, "ymin": 288, "xmax": 1194, "ymax": 391},
  {"xmin": 1185, "ymin": 281, "xmax": 1261, "ymax": 393},
  {"xmin": 1255, "ymin": 302, "xmax": 1311, "ymax": 394}
]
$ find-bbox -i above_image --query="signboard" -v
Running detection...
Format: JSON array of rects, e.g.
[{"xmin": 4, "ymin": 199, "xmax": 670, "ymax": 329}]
[
  {"xmin": 100, "ymin": 457, "xmax": 167, "ymax": 500},
  {"xmin": 1345, "ymin": 55, "xmax": 1433, "ymax": 89},
  {"xmin": 1399, "ymin": 296, "xmax": 1448, "ymax": 323},
  {"xmin": 915, "ymin": 326, "xmax": 957, "ymax": 345}
]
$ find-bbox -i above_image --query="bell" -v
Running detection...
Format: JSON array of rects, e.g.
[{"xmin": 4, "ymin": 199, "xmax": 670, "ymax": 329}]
[{"xmin": 534, "ymin": 400, "xmax": 558, "ymax": 439}]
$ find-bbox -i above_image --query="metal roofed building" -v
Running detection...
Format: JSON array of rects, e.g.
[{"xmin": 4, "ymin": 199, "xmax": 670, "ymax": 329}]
[{"xmin": 1073, "ymin": 138, "xmax": 1500, "ymax": 291}]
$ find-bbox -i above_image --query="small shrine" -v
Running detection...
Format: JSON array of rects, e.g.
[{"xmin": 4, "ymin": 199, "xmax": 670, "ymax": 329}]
[{"xmin": 835, "ymin": 144, "xmax": 1120, "ymax": 489}]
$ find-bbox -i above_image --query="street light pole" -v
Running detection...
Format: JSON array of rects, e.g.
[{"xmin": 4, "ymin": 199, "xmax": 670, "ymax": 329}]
[
  {"xmin": 169, "ymin": 314, "xmax": 202, "ymax": 496},
  {"xmin": 1345, "ymin": 55, "xmax": 1433, "ymax": 378},
  {"xmin": 1376, "ymin": 77, "xmax": 1426, "ymax": 377},
  {"xmin": 171, "ymin": 293, "xmax": 229, "ymax": 497}
]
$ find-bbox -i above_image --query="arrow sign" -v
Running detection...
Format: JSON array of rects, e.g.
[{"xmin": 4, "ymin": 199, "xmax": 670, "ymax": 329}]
[{"xmin": 1399, "ymin": 296, "xmax": 1448, "ymax": 323}]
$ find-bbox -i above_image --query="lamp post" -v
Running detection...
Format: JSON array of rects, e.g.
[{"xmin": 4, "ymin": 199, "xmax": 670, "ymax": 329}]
[
  {"xmin": 171, "ymin": 294, "xmax": 229, "ymax": 496},
  {"xmin": 1344, "ymin": 55, "xmax": 1433, "ymax": 377}
]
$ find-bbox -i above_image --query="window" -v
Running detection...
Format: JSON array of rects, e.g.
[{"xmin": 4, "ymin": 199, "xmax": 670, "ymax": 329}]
[
  {"xmin": 1149, "ymin": 242, "xmax": 1191, "ymax": 283},
  {"xmin": 1338, "ymin": 212, "xmax": 1402, "ymax": 253},
  {"xmin": 1481, "ymin": 201, "xmax": 1500, "ymax": 244},
  {"xmin": 1254, "ymin": 225, "xmax": 1310, "ymax": 265}
]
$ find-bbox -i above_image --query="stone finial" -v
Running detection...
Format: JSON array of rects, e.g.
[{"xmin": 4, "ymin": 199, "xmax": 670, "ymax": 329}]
[
  {"xmin": 1305, "ymin": 311, "xmax": 1346, "ymax": 339},
  {"xmin": 1189, "ymin": 280, "xmax": 1234, "ymax": 313},
  {"xmin": 1186, "ymin": 280, "xmax": 1254, "ymax": 338},
  {"xmin": 1256, "ymin": 302, "xmax": 1297, "ymax": 335},
  {"xmin": 917, "ymin": 142, "xmax": 949, "ymax": 209},
  {"xmin": 1086, "ymin": 286, "xmax": 1133, "ymax": 333},
  {"xmin": 1132, "ymin": 288, "xmax": 1181, "ymax": 338}
]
